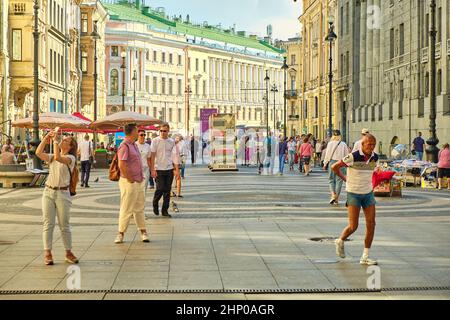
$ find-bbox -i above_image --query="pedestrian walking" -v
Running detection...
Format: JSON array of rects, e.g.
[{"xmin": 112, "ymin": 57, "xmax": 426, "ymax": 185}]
[
  {"xmin": 190, "ymin": 135, "xmax": 199, "ymax": 165},
  {"xmin": 323, "ymin": 130, "xmax": 349, "ymax": 205},
  {"xmin": 352, "ymin": 128, "xmax": 370, "ymax": 152},
  {"xmin": 438, "ymin": 143, "xmax": 450, "ymax": 190},
  {"xmin": 278, "ymin": 137, "xmax": 288, "ymax": 175},
  {"xmin": 172, "ymin": 135, "xmax": 184, "ymax": 197},
  {"xmin": 136, "ymin": 129, "xmax": 152, "ymax": 196},
  {"xmin": 315, "ymin": 139, "xmax": 323, "ymax": 167},
  {"xmin": 36, "ymin": 129, "xmax": 79, "ymax": 265},
  {"xmin": 150, "ymin": 123, "xmax": 180, "ymax": 217},
  {"xmin": 332, "ymin": 134, "xmax": 379, "ymax": 265},
  {"xmin": 78, "ymin": 134, "xmax": 93, "ymax": 188},
  {"xmin": 287, "ymin": 137, "xmax": 296, "ymax": 171},
  {"xmin": 299, "ymin": 136, "xmax": 314, "ymax": 176},
  {"xmin": 412, "ymin": 132, "xmax": 426, "ymax": 161},
  {"xmin": 296, "ymin": 135, "xmax": 305, "ymax": 173},
  {"xmin": 263, "ymin": 131, "xmax": 275, "ymax": 175},
  {"xmin": 114, "ymin": 123, "xmax": 149, "ymax": 244}
]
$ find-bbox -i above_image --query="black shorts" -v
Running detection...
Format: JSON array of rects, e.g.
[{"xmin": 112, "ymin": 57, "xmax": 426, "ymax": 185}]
[
  {"xmin": 302, "ymin": 156, "xmax": 311, "ymax": 165},
  {"xmin": 438, "ymin": 168, "xmax": 450, "ymax": 178}
]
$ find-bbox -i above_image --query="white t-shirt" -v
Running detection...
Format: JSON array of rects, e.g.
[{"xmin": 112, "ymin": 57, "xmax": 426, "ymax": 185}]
[
  {"xmin": 78, "ymin": 140, "xmax": 92, "ymax": 162},
  {"xmin": 342, "ymin": 150, "xmax": 379, "ymax": 194},
  {"xmin": 150, "ymin": 137, "xmax": 179, "ymax": 170},
  {"xmin": 323, "ymin": 140, "xmax": 349, "ymax": 165},
  {"xmin": 136, "ymin": 141, "xmax": 151, "ymax": 169},
  {"xmin": 46, "ymin": 154, "xmax": 76, "ymax": 188}
]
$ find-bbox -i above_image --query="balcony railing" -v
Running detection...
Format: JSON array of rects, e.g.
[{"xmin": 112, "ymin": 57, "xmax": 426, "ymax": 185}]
[
  {"xmin": 288, "ymin": 115, "xmax": 299, "ymax": 121},
  {"xmin": 285, "ymin": 90, "xmax": 298, "ymax": 99}
]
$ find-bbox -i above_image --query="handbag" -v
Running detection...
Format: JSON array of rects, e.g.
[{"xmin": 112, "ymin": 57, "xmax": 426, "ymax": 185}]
[{"xmin": 324, "ymin": 141, "xmax": 341, "ymax": 171}]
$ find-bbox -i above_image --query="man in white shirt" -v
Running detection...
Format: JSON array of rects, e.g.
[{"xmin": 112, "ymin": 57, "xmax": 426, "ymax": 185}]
[
  {"xmin": 150, "ymin": 123, "xmax": 180, "ymax": 218},
  {"xmin": 136, "ymin": 130, "xmax": 152, "ymax": 195},
  {"xmin": 78, "ymin": 134, "xmax": 93, "ymax": 187},
  {"xmin": 352, "ymin": 128, "xmax": 370, "ymax": 152}
]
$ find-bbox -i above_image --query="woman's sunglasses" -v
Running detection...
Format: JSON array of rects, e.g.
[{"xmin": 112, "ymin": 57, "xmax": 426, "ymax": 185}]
[{"xmin": 160, "ymin": 130, "xmax": 168, "ymax": 133}]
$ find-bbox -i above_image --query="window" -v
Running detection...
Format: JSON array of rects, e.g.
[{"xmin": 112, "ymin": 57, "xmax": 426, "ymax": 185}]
[
  {"xmin": 57, "ymin": 4, "xmax": 60, "ymax": 31},
  {"xmin": 178, "ymin": 79, "xmax": 182, "ymax": 96},
  {"xmin": 437, "ymin": 7, "xmax": 442, "ymax": 41},
  {"xmin": 339, "ymin": 6, "xmax": 344, "ymax": 37},
  {"xmin": 399, "ymin": 80, "xmax": 404, "ymax": 119},
  {"xmin": 314, "ymin": 97, "xmax": 318, "ymax": 118},
  {"xmin": 145, "ymin": 76, "xmax": 150, "ymax": 92},
  {"xmin": 195, "ymin": 58, "xmax": 199, "ymax": 71},
  {"xmin": 203, "ymin": 60, "xmax": 206, "ymax": 72},
  {"xmin": 378, "ymin": 104, "xmax": 383, "ymax": 121},
  {"xmin": 57, "ymin": 100, "xmax": 63, "ymax": 113},
  {"xmin": 110, "ymin": 69, "xmax": 119, "ymax": 95},
  {"xmin": 390, "ymin": 28, "xmax": 395, "ymax": 59},
  {"xmin": 50, "ymin": 98, "xmax": 56, "ymax": 112},
  {"xmin": 188, "ymin": 58, "xmax": 191, "ymax": 70},
  {"xmin": 178, "ymin": 108, "xmax": 182, "ymax": 122},
  {"xmin": 168, "ymin": 108, "xmax": 173, "ymax": 122},
  {"xmin": 358, "ymin": 107, "xmax": 362, "ymax": 122},
  {"xmin": 303, "ymin": 100, "xmax": 308, "ymax": 119},
  {"xmin": 153, "ymin": 77, "xmax": 158, "ymax": 94},
  {"xmin": 153, "ymin": 51, "xmax": 157, "ymax": 62},
  {"xmin": 425, "ymin": 14, "xmax": 429, "ymax": 47},
  {"xmin": 81, "ymin": 13, "xmax": 88, "ymax": 33},
  {"xmin": 203, "ymin": 80, "xmax": 207, "ymax": 96},
  {"xmin": 161, "ymin": 78, "xmax": 166, "ymax": 94},
  {"xmin": 389, "ymin": 83, "xmax": 394, "ymax": 120},
  {"xmin": 425, "ymin": 72, "xmax": 429, "ymax": 97},
  {"xmin": 195, "ymin": 79, "xmax": 199, "ymax": 96},
  {"xmin": 111, "ymin": 46, "xmax": 119, "ymax": 57},
  {"xmin": 178, "ymin": 55, "xmax": 182, "ymax": 66},
  {"xmin": 49, "ymin": 1, "xmax": 53, "ymax": 25},
  {"xmin": 161, "ymin": 52, "xmax": 166, "ymax": 63},
  {"xmin": 352, "ymin": 106, "xmax": 356, "ymax": 123},
  {"xmin": 437, "ymin": 69, "xmax": 442, "ymax": 94},
  {"xmin": 81, "ymin": 51, "xmax": 88, "ymax": 73},
  {"xmin": 60, "ymin": 54, "xmax": 64, "ymax": 84},
  {"xmin": 49, "ymin": 49, "xmax": 53, "ymax": 81},
  {"xmin": 345, "ymin": 2, "xmax": 349, "ymax": 35},
  {"xmin": 371, "ymin": 104, "xmax": 375, "ymax": 122},
  {"xmin": 60, "ymin": 6, "xmax": 64, "ymax": 31},
  {"xmin": 290, "ymin": 54, "xmax": 296, "ymax": 65},
  {"xmin": 12, "ymin": 29, "xmax": 22, "ymax": 61},
  {"xmin": 53, "ymin": 51, "xmax": 57, "ymax": 82},
  {"xmin": 365, "ymin": 106, "xmax": 368, "ymax": 121},
  {"xmin": 345, "ymin": 52, "xmax": 350, "ymax": 75},
  {"xmin": 169, "ymin": 53, "xmax": 173, "ymax": 64},
  {"xmin": 145, "ymin": 51, "xmax": 149, "ymax": 61},
  {"xmin": 169, "ymin": 78, "xmax": 173, "ymax": 95},
  {"xmin": 399, "ymin": 23, "xmax": 405, "ymax": 55}
]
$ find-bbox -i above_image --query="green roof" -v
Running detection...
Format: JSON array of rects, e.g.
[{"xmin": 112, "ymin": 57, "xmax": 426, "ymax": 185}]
[{"xmin": 102, "ymin": 2, "xmax": 284, "ymax": 55}]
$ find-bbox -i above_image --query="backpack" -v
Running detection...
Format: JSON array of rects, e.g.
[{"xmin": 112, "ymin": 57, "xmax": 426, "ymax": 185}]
[
  {"xmin": 66, "ymin": 162, "xmax": 79, "ymax": 196},
  {"xmin": 109, "ymin": 143, "xmax": 129, "ymax": 181}
]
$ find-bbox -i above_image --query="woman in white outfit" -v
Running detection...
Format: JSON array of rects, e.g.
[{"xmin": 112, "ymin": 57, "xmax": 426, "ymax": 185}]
[{"xmin": 36, "ymin": 129, "xmax": 79, "ymax": 265}]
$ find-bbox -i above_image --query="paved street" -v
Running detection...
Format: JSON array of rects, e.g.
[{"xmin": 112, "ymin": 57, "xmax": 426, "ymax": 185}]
[{"xmin": 0, "ymin": 165, "xmax": 449, "ymax": 300}]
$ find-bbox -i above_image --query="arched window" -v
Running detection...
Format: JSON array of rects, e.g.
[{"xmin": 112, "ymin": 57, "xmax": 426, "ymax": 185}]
[{"xmin": 110, "ymin": 69, "xmax": 118, "ymax": 95}]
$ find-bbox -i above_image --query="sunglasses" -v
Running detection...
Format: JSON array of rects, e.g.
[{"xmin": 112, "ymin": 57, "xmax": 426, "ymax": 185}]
[
  {"xmin": 139, "ymin": 134, "xmax": 146, "ymax": 136},
  {"xmin": 160, "ymin": 130, "xmax": 168, "ymax": 133}
]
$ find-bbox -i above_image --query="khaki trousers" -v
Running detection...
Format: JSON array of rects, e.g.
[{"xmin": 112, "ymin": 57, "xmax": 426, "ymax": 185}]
[{"xmin": 118, "ymin": 178, "xmax": 146, "ymax": 233}]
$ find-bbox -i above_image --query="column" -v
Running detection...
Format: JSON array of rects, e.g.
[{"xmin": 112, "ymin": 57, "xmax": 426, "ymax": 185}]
[{"xmin": 360, "ymin": 1, "xmax": 367, "ymax": 107}]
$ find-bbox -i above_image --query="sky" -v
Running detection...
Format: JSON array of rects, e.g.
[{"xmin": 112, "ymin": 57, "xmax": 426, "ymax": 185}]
[{"xmin": 141, "ymin": 0, "xmax": 303, "ymax": 41}]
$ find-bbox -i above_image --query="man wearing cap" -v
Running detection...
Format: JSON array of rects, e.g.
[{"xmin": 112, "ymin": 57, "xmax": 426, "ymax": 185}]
[{"xmin": 352, "ymin": 128, "xmax": 370, "ymax": 152}]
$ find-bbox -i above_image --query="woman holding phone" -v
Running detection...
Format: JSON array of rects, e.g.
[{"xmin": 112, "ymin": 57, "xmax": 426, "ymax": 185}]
[{"xmin": 36, "ymin": 128, "xmax": 79, "ymax": 265}]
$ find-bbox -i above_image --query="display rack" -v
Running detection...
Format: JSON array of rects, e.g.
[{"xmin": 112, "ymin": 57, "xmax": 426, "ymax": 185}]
[{"xmin": 209, "ymin": 113, "xmax": 238, "ymax": 172}]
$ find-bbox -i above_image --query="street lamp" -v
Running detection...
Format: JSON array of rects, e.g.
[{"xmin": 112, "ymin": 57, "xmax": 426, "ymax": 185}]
[
  {"xmin": 271, "ymin": 84, "xmax": 278, "ymax": 136},
  {"xmin": 325, "ymin": 15, "xmax": 337, "ymax": 138},
  {"xmin": 91, "ymin": 20, "xmax": 100, "ymax": 149},
  {"xmin": 120, "ymin": 51, "xmax": 126, "ymax": 111},
  {"xmin": 264, "ymin": 70, "xmax": 270, "ymax": 135},
  {"xmin": 30, "ymin": 0, "xmax": 42, "ymax": 169},
  {"xmin": 185, "ymin": 85, "xmax": 192, "ymax": 133},
  {"xmin": 426, "ymin": 0, "xmax": 439, "ymax": 163},
  {"xmin": 281, "ymin": 57, "xmax": 289, "ymax": 138},
  {"xmin": 132, "ymin": 70, "xmax": 137, "ymax": 112}
]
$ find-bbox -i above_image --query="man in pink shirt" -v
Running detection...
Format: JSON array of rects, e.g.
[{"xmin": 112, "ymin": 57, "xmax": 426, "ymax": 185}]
[{"xmin": 115, "ymin": 123, "xmax": 149, "ymax": 244}]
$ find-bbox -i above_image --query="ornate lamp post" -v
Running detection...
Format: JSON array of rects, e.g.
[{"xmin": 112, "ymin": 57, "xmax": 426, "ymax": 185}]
[
  {"xmin": 120, "ymin": 51, "xmax": 126, "ymax": 111},
  {"xmin": 30, "ymin": 0, "xmax": 42, "ymax": 169},
  {"xmin": 271, "ymin": 84, "xmax": 278, "ymax": 135},
  {"xmin": 132, "ymin": 70, "xmax": 137, "ymax": 112},
  {"xmin": 264, "ymin": 71, "xmax": 270, "ymax": 135},
  {"xmin": 281, "ymin": 57, "xmax": 288, "ymax": 138},
  {"xmin": 426, "ymin": 0, "xmax": 439, "ymax": 163},
  {"xmin": 91, "ymin": 21, "xmax": 100, "ymax": 149},
  {"xmin": 325, "ymin": 15, "xmax": 337, "ymax": 138}
]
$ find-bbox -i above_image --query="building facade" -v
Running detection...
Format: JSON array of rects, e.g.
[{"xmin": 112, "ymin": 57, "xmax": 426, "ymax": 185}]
[
  {"xmin": 80, "ymin": 0, "xmax": 108, "ymax": 121},
  {"xmin": 278, "ymin": 36, "xmax": 303, "ymax": 137},
  {"xmin": 298, "ymin": 0, "xmax": 339, "ymax": 141},
  {"xmin": 0, "ymin": 0, "xmax": 9, "ymax": 136},
  {"xmin": 8, "ymin": 0, "xmax": 82, "ymax": 140},
  {"xmin": 336, "ymin": 0, "xmax": 450, "ymax": 154},
  {"xmin": 103, "ymin": 1, "xmax": 284, "ymax": 136}
]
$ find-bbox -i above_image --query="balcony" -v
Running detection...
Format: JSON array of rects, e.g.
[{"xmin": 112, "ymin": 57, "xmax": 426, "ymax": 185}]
[
  {"xmin": 285, "ymin": 90, "xmax": 298, "ymax": 99},
  {"xmin": 436, "ymin": 42, "xmax": 441, "ymax": 59},
  {"xmin": 288, "ymin": 115, "xmax": 300, "ymax": 121}
]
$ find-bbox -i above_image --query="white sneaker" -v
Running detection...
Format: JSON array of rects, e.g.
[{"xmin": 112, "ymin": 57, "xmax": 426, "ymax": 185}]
[
  {"xmin": 141, "ymin": 232, "xmax": 150, "ymax": 243},
  {"xmin": 114, "ymin": 233, "xmax": 124, "ymax": 244},
  {"xmin": 335, "ymin": 239, "xmax": 346, "ymax": 258},
  {"xmin": 360, "ymin": 255, "xmax": 378, "ymax": 265}
]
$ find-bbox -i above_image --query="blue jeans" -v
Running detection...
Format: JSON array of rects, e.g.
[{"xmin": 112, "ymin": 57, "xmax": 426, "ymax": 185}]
[
  {"xmin": 279, "ymin": 154, "xmax": 286, "ymax": 173},
  {"xmin": 328, "ymin": 160, "xmax": 346, "ymax": 196},
  {"xmin": 180, "ymin": 163, "xmax": 186, "ymax": 178},
  {"xmin": 288, "ymin": 151, "xmax": 295, "ymax": 167},
  {"xmin": 416, "ymin": 151, "xmax": 424, "ymax": 161}
]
